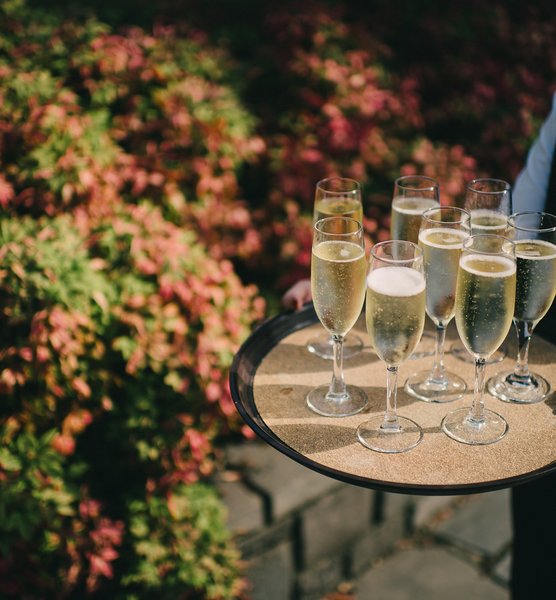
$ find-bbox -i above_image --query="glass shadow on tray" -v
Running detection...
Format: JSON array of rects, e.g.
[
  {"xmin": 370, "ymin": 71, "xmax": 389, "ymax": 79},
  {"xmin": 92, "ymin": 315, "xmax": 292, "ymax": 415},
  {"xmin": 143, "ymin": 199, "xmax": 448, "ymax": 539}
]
[{"xmin": 230, "ymin": 303, "xmax": 556, "ymax": 495}]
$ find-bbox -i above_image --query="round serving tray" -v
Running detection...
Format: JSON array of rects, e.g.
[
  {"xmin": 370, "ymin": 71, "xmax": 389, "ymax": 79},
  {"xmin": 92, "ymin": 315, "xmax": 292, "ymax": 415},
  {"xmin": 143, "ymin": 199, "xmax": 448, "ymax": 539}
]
[{"xmin": 230, "ymin": 303, "xmax": 556, "ymax": 495}]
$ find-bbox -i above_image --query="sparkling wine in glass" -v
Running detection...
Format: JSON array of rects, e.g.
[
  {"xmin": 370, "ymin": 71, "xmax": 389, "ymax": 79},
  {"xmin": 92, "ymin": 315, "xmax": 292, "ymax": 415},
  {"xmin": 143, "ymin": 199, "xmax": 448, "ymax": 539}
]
[
  {"xmin": 404, "ymin": 206, "xmax": 471, "ymax": 402},
  {"xmin": 306, "ymin": 177, "xmax": 365, "ymax": 360},
  {"xmin": 390, "ymin": 175, "xmax": 440, "ymax": 244},
  {"xmin": 306, "ymin": 216, "xmax": 369, "ymax": 417},
  {"xmin": 487, "ymin": 212, "xmax": 556, "ymax": 404},
  {"xmin": 442, "ymin": 234, "xmax": 516, "ymax": 445},
  {"xmin": 391, "ymin": 175, "xmax": 440, "ymax": 354},
  {"xmin": 357, "ymin": 240, "xmax": 426, "ymax": 453},
  {"xmin": 451, "ymin": 178, "xmax": 512, "ymax": 364}
]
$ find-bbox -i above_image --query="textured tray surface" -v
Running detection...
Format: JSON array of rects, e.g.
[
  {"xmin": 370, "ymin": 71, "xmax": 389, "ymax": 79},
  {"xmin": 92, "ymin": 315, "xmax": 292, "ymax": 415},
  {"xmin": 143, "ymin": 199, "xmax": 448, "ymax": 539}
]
[{"xmin": 232, "ymin": 305, "xmax": 556, "ymax": 494}]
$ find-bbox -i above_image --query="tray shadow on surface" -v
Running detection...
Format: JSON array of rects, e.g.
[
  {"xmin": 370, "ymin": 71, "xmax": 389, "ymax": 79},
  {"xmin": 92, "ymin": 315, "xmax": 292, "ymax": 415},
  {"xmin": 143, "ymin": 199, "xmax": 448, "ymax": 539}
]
[
  {"xmin": 255, "ymin": 383, "xmax": 428, "ymax": 420},
  {"xmin": 271, "ymin": 422, "xmax": 443, "ymax": 456},
  {"xmin": 499, "ymin": 337, "xmax": 556, "ymax": 365},
  {"xmin": 257, "ymin": 343, "xmax": 380, "ymax": 375},
  {"xmin": 232, "ymin": 305, "xmax": 556, "ymax": 493},
  {"xmin": 542, "ymin": 391, "xmax": 556, "ymax": 414}
]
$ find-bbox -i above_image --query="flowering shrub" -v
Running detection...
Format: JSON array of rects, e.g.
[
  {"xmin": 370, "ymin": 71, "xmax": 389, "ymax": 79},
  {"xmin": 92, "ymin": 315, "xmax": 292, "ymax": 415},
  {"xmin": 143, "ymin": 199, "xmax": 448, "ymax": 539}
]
[
  {"xmin": 344, "ymin": 0, "xmax": 556, "ymax": 179},
  {"xmin": 200, "ymin": 0, "xmax": 552, "ymax": 283},
  {"xmin": 230, "ymin": 3, "xmax": 480, "ymax": 284},
  {"xmin": 0, "ymin": 205, "xmax": 262, "ymax": 596},
  {"xmin": 1, "ymin": 0, "xmax": 554, "ymax": 596},
  {"xmin": 0, "ymin": 3, "xmax": 264, "ymax": 249},
  {"xmin": 0, "ymin": 3, "xmax": 264, "ymax": 595}
]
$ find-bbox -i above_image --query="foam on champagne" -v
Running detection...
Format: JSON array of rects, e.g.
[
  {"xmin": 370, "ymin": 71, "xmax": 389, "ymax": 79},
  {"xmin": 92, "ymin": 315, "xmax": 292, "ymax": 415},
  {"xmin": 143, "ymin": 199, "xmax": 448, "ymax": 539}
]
[
  {"xmin": 460, "ymin": 254, "xmax": 516, "ymax": 278},
  {"xmin": 456, "ymin": 252, "xmax": 516, "ymax": 357},
  {"xmin": 312, "ymin": 240, "xmax": 367, "ymax": 337},
  {"xmin": 391, "ymin": 197, "xmax": 439, "ymax": 243},
  {"xmin": 513, "ymin": 238, "xmax": 556, "ymax": 322},
  {"xmin": 515, "ymin": 238, "xmax": 556, "ymax": 259},
  {"xmin": 314, "ymin": 197, "xmax": 363, "ymax": 224},
  {"xmin": 419, "ymin": 227, "xmax": 468, "ymax": 249},
  {"xmin": 392, "ymin": 197, "xmax": 439, "ymax": 215},
  {"xmin": 313, "ymin": 240, "xmax": 365, "ymax": 262},
  {"xmin": 470, "ymin": 209, "xmax": 508, "ymax": 229},
  {"xmin": 367, "ymin": 266, "xmax": 425, "ymax": 297}
]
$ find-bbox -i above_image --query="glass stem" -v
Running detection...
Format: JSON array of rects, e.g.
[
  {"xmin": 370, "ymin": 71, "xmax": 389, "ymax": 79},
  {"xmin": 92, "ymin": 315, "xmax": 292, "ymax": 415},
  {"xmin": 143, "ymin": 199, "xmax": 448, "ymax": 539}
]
[
  {"xmin": 430, "ymin": 323, "xmax": 448, "ymax": 383},
  {"xmin": 470, "ymin": 357, "xmax": 487, "ymax": 423},
  {"xmin": 509, "ymin": 319, "xmax": 534, "ymax": 384},
  {"xmin": 328, "ymin": 334, "xmax": 347, "ymax": 398},
  {"xmin": 382, "ymin": 365, "xmax": 400, "ymax": 430}
]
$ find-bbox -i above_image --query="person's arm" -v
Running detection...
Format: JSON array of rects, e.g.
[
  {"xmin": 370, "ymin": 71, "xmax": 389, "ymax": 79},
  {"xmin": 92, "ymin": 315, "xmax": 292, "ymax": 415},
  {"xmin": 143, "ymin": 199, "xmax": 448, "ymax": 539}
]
[{"xmin": 513, "ymin": 92, "xmax": 556, "ymax": 212}]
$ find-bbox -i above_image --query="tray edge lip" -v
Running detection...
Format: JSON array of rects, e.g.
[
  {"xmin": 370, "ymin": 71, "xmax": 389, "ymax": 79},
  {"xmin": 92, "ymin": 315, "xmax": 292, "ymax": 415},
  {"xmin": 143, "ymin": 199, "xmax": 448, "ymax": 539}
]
[{"xmin": 230, "ymin": 306, "xmax": 556, "ymax": 495}]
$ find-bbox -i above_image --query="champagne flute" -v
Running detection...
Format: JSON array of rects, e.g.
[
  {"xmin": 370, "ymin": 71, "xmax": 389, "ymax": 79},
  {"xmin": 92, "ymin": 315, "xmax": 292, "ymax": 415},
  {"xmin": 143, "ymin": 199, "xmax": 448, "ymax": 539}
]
[
  {"xmin": 442, "ymin": 235, "xmax": 516, "ymax": 445},
  {"xmin": 451, "ymin": 178, "xmax": 512, "ymax": 363},
  {"xmin": 405, "ymin": 206, "xmax": 471, "ymax": 402},
  {"xmin": 391, "ymin": 175, "xmax": 440, "ymax": 353},
  {"xmin": 357, "ymin": 240, "xmax": 426, "ymax": 453},
  {"xmin": 306, "ymin": 216, "xmax": 368, "ymax": 417},
  {"xmin": 487, "ymin": 212, "xmax": 556, "ymax": 403},
  {"xmin": 306, "ymin": 177, "xmax": 365, "ymax": 360},
  {"xmin": 390, "ymin": 175, "xmax": 440, "ymax": 244}
]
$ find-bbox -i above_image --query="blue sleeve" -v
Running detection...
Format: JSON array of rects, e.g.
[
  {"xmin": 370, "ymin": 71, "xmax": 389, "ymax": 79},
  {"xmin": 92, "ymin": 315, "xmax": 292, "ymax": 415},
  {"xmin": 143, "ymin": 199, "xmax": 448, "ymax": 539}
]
[{"xmin": 512, "ymin": 93, "xmax": 556, "ymax": 213}]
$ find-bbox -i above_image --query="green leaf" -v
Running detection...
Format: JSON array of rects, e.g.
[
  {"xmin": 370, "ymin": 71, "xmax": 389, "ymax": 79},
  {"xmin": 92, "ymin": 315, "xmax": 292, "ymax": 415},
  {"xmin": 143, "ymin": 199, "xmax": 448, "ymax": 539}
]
[{"xmin": 0, "ymin": 448, "xmax": 21, "ymax": 471}]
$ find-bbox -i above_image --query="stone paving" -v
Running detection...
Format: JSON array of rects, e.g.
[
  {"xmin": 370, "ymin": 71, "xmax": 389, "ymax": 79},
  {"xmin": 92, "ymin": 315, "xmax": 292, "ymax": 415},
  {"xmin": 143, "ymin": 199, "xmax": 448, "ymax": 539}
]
[
  {"xmin": 355, "ymin": 546, "xmax": 508, "ymax": 600},
  {"xmin": 216, "ymin": 440, "xmax": 512, "ymax": 600},
  {"xmin": 353, "ymin": 491, "xmax": 511, "ymax": 600}
]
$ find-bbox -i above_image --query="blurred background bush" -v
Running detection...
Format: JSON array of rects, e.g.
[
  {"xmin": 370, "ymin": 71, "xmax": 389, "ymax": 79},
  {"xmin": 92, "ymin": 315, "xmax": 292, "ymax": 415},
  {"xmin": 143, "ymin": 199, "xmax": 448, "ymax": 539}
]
[{"xmin": 0, "ymin": 0, "xmax": 554, "ymax": 597}]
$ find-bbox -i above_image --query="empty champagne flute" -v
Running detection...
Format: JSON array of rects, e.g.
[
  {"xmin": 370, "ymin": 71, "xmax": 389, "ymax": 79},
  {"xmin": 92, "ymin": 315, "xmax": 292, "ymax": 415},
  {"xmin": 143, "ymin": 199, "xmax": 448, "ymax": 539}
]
[
  {"xmin": 306, "ymin": 216, "xmax": 368, "ymax": 417},
  {"xmin": 451, "ymin": 178, "xmax": 512, "ymax": 363},
  {"xmin": 390, "ymin": 175, "xmax": 440, "ymax": 244},
  {"xmin": 405, "ymin": 206, "xmax": 471, "ymax": 402},
  {"xmin": 487, "ymin": 212, "xmax": 556, "ymax": 403},
  {"xmin": 357, "ymin": 240, "xmax": 426, "ymax": 453},
  {"xmin": 442, "ymin": 235, "xmax": 516, "ymax": 445},
  {"xmin": 306, "ymin": 177, "xmax": 365, "ymax": 360}
]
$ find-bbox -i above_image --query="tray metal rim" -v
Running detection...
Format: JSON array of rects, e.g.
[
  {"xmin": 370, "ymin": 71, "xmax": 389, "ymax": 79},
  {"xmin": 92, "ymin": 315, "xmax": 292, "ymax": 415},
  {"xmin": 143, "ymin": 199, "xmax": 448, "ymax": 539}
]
[{"xmin": 230, "ymin": 303, "xmax": 556, "ymax": 496}]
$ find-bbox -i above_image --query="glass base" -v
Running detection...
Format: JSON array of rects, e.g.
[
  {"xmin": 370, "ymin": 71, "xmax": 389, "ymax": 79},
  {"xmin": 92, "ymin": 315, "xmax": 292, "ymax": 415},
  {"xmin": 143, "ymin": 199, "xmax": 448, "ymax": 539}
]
[
  {"xmin": 306, "ymin": 384, "xmax": 368, "ymax": 417},
  {"xmin": 451, "ymin": 341, "xmax": 508, "ymax": 364},
  {"xmin": 306, "ymin": 332, "xmax": 364, "ymax": 360},
  {"xmin": 442, "ymin": 407, "xmax": 508, "ymax": 445},
  {"xmin": 356, "ymin": 415, "xmax": 423, "ymax": 453},
  {"xmin": 404, "ymin": 370, "xmax": 466, "ymax": 403},
  {"xmin": 487, "ymin": 370, "xmax": 551, "ymax": 404}
]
